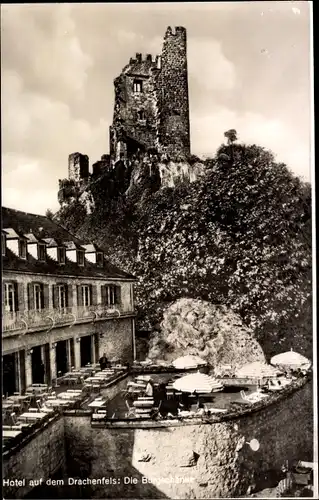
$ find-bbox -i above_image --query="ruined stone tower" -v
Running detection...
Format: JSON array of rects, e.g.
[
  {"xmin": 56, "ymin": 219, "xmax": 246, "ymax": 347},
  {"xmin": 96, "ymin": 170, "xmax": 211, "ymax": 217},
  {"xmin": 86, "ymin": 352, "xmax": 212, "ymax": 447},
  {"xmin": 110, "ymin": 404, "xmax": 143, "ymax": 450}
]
[
  {"xmin": 68, "ymin": 153, "xmax": 89, "ymax": 182},
  {"xmin": 58, "ymin": 26, "xmax": 198, "ymax": 207},
  {"xmin": 158, "ymin": 26, "xmax": 190, "ymax": 158},
  {"xmin": 109, "ymin": 26, "xmax": 191, "ymax": 163}
]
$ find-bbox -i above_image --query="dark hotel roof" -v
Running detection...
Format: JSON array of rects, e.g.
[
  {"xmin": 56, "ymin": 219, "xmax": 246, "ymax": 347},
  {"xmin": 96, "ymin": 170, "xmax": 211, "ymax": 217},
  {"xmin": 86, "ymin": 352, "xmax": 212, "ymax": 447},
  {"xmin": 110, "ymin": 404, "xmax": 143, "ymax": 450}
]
[{"xmin": 2, "ymin": 207, "xmax": 136, "ymax": 281}]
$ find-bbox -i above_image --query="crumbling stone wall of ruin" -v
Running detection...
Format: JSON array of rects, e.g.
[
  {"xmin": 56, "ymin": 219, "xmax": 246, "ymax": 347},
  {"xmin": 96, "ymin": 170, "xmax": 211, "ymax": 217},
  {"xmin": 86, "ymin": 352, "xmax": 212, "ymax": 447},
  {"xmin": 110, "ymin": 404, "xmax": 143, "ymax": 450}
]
[{"xmin": 110, "ymin": 55, "xmax": 160, "ymax": 158}]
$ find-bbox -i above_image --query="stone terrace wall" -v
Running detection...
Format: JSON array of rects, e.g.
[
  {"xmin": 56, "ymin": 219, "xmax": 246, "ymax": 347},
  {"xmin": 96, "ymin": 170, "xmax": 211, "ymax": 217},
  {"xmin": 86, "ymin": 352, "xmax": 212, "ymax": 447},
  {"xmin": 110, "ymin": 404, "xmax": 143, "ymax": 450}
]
[
  {"xmin": 2, "ymin": 379, "xmax": 313, "ymax": 499},
  {"xmin": 62, "ymin": 379, "xmax": 313, "ymax": 499},
  {"xmin": 2, "ymin": 415, "xmax": 66, "ymax": 499}
]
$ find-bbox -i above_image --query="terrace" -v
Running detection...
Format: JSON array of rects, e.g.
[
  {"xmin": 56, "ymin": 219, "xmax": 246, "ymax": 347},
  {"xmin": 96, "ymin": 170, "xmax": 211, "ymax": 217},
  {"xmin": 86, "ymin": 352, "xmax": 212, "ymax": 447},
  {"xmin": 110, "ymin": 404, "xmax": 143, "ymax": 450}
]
[
  {"xmin": 2, "ymin": 357, "xmax": 313, "ymax": 500},
  {"xmin": 2, "ymin": 362, "xmax": 128, "ymax": 453},
  {"xmin": 3, "ymin": 357, "xmax": 311, "ymax": 456}
]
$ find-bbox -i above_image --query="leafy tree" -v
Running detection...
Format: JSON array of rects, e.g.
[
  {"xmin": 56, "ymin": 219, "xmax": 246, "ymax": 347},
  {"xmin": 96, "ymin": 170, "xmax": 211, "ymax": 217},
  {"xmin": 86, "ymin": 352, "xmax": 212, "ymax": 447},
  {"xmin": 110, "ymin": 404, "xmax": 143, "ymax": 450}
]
[
  {"xmin": 45, "ymin": 208, "xmax": 54, "ymax": 220},
  {"xmin": 224, "ymin": 129, "xmax": 238, "ymax": 145}
]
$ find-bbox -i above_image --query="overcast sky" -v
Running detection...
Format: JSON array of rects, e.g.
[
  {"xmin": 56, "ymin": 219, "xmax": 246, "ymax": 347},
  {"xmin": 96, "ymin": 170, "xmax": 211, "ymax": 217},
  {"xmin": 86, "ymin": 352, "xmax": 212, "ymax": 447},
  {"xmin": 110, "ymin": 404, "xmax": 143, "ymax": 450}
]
[{"xmin": 1, "ymin": 2, "xmax": 312, "ymax": 215}]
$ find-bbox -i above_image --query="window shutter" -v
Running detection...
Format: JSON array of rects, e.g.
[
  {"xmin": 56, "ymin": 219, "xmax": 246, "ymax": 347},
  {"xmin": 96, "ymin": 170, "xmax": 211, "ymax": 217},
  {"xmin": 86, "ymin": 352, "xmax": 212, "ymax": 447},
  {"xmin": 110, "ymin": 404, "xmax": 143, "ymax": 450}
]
[
  {"xmin": 14, "ymin": 282, "xmax": 19, "ymax": 312},
  {"xmin": 27, "ymin": 283, "xmax": 34, "ymax": 310},
  {"xmin": 43, "ymin": 284, "xmax": 49, "ymax": 309},
  {"xmin": 91, "ymin": 285, "xmax": 97, "ymax": 306},
  {"xmin": 115, "ymin": 285, "xmax": 121, "ymax": 305},
  {"xmin": 101, "ymin": 285, "xmax": 106, "ymax": 305},
  {"xmin": 67, "ymin": 285, "xmax": 72, "ymax": 308},
  {"xmin": 17, "ymin": 282, "xmax": 25, "ymax": 312},
  {"xmin": 77, "ymin": 285, "xmax": 83, "ymax": 306},
  {"xmin": 40, "ymin": 283, "xmax": 45, "ymax": 309},
  {"xmin": 52, "ymin": 285, "xmax": 59, "ymax": 309},
  {"xmin": 52, "ymin": 285, "xmax": 57, "ymax": 308}
]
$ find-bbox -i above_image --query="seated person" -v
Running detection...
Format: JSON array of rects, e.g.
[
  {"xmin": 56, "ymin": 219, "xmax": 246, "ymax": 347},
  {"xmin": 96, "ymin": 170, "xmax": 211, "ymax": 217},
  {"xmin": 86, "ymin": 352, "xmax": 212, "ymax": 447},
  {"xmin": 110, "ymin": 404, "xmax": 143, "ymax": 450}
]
[
  {"xmin": 99, "ymin": 353, "xmax": 109, "ymax": 370},
  {"xmin": 145, "ymin": 380, "xmax": 154, "ymax": 397},
  {"xmin": 196, "ymin": 403, "xmax": 206, "ymax": 416}
]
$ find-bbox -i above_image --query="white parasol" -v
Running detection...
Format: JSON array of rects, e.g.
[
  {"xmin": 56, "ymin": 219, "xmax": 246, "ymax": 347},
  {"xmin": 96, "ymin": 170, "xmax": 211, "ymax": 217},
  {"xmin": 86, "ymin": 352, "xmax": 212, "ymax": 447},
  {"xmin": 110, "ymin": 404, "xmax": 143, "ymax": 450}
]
[
  {"xmin": 172, "ymin": 355, "xmax": 207, "ymax": 370},
  {"xmin": 236, "ymin": 361, "xmax": 281, "ymax": 379},
  {"xmin": 270, "ymin": 350, "xmax": 311, "ymax": 370},
  {"xmin": 172, "ymin": 373, "xmax": 222, "ymax": 394}
]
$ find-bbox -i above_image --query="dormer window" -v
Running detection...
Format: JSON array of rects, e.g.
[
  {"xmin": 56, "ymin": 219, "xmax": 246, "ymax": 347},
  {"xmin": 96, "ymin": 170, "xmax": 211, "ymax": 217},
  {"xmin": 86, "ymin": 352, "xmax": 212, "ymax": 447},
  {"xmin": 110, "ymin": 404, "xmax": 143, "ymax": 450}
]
[
  {"xmin": 133, "ymin": 79, "xmax": 143, "ymax": 93},
  {"xmin": 77, "ymin": 250, "xmax": 85, "ymax": 266},
  {"xmin": 2, "ymin": 233, "xmax": 6, "ymax": 256},
  {"xmin": 96, "ymin": 252, "xmax": 104, "ymax": 267},
  {"xmin": 19, "ymin": 240, "xmax": 27, "ymax": 259},
  {"xmin": 57, "ymin": 247, "xmax": 66, "ymax": 265},
  {"xmin": 38, "ymin": 244, "xmax": 46, "ymax": 261}
]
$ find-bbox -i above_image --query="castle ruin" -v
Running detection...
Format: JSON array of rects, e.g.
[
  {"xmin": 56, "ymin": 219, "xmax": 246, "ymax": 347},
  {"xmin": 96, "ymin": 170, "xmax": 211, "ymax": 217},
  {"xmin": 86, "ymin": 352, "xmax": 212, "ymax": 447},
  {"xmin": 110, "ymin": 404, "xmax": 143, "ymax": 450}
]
[
  {"xmin": 110, "ymin": 26, "xmax": 190, "ymax": 163},
  {"xmin": 58, "ymin": 27, "xmax": 202, "ymax": 207}
]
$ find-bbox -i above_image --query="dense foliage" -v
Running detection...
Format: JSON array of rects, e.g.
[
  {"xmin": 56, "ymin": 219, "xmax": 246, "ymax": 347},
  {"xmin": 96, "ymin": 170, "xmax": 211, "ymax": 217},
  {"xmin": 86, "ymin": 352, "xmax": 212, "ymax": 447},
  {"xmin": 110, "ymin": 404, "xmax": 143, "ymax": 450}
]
[{"xmin": 56, "ymin": 141, "xmax": 312, "ymax": 358}]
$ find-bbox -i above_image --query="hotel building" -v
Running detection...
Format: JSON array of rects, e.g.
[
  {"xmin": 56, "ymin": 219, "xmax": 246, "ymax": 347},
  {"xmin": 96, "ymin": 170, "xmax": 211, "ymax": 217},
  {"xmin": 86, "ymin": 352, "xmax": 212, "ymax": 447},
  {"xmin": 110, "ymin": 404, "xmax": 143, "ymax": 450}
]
[{"xmin": 2, "ymin": 207, "xmax": 136, "ymax": 396}]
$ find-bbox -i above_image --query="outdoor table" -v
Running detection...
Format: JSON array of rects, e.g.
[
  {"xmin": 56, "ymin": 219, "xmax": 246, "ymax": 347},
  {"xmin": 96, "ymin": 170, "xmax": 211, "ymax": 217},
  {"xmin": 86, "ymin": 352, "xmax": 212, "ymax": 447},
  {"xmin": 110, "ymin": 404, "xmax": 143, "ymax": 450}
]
[
  {"xmin": 26, "ymin": 387, "xmax": 47, "ymax": 394},
  {"xmin": 6, "ymin": 401, "xmax": 22, "ymax": 412},
  {"xmin": 7, "ymin": 395, "xmax": 31, "ymax": 403},
  {"xmin": 3, "ymin": 429, "xmax": 22, "ymax": 439},
  {"xmin": 18, "ymin": 412, "xmax": 48, "ymax": 421},
  {"xmin": 85, "ymin": 377, "xmax": 104, "ymax": 383},
  {"xmin": 2, "ymin": 402, "xmax": 14, "ymax": 410},
  {"xmin": 65, "ymin": 377, "xmax": 81, "ymax": 385},
  {"xmin": 85, "ymin": 364, "xmax": 100, "ymax": 370},
  {"xmin": 88, "ymin": 400, "xmax": 107, "ymax": 408},
  {"xmin": 59, "ymin": 392, "xmax": 81, "ymax": 400},
  {"xmin": 45, "ymin": 400, "xmax": 72, "ymax": 408}
]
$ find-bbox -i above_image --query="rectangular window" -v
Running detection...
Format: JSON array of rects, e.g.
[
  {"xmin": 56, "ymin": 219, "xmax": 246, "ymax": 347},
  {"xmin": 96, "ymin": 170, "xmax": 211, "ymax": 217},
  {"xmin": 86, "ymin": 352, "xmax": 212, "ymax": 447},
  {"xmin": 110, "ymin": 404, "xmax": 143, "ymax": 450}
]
[
  {"xmin": 34, "ymin": 284, "xmax": 43, "ymax": 311},
  {"xmin": 77, "ymin": 250, "xmax": 85, "ymax": 266},
  {"xmin": 19, "ymin": 240, "xmax": 27, "ymax": 259},
  {"xmin": 133, "ymin": 79, "xmax": 143, "ymax": 93},
  {"xmin": 2, "ymin": 234, "xmax": 6, "ymax": 256},
  {"xmin": 57, "ymin": 247, "xmax": 66, "ymax": 264},
  {"xmin": 104, "ymin": 285, "xmax": 117, "ymax": 306},
  {"xmin": 4, "ymin": 283, "xmax": 17, "ymax": 312},
  {"xmin": 38, "ymin": 244, "xmax": 46, "ymax": 261},
  {"xmin": 58, "ymin": 285, "xmax": 67, "ymax": 309},
  {"xmin": 81, "ymin": 285, "xmax": 91, "ymax": 307},
  {"xmin": 96, "ymin": 252, "xmax": 104, "ymax": 266}
]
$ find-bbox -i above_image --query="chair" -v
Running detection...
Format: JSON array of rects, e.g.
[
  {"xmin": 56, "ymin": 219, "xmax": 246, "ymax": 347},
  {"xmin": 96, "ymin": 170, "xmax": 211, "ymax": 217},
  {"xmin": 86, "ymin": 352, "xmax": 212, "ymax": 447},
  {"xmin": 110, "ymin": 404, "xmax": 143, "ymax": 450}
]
[
  {"xmin": 10, "ymin": 412, "xmax": 18, "ymax": 425},
  {"xmin": 83, "ymin": 384, "xmax": 93, "ymax": 392},
  {"xmin": 240, "ymin": 390, "xmax": 248, "ymax": 401},
  {"xmin": 125, "ymin": 400, "xmax": 136, "ymax": 418},
  {"xmin": 36, "ymin": 399, "xmax": 55, "ymax": 414},
  {"xmin": 151, "ymin": 400, "xmax": 162, "ymax": 417}
]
